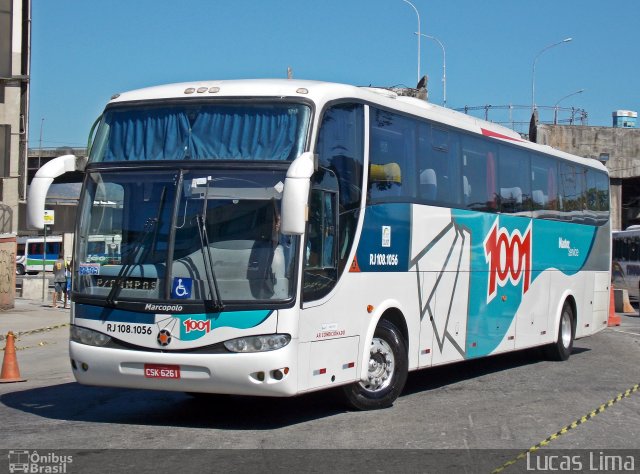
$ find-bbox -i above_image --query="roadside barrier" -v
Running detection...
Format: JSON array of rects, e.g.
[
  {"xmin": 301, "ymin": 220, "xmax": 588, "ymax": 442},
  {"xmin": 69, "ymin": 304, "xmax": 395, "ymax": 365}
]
[
  {"xmin": 0, "ymin": 332, "xmax": 26, "ymax": 383},
  {"xmin": 608, "ymin": 285, "xmax": 621, "ymax": 327},
  {"xmin": 614, "ymin": 287, "xmax": 635, "ymax": 313}
]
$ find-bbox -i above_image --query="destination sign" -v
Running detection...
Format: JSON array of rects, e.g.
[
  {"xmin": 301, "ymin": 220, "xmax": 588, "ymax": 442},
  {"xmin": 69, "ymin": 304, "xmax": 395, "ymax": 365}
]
[{"xmin": 92, "ymin": 276, "xmax": 157, "ymax": 290}]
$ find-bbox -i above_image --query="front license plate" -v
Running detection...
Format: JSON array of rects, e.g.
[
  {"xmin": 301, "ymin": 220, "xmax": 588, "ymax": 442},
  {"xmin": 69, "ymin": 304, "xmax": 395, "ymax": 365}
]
[{"xmin": 144, "ymin": 364, "xmax": 180, "ymax": 379}]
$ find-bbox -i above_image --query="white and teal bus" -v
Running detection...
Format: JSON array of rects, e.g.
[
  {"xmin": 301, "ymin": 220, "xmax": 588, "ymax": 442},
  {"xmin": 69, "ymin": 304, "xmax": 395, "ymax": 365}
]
[{"xmin": 27, "ymin": 80, "xmax": 611, "ymax": 409}]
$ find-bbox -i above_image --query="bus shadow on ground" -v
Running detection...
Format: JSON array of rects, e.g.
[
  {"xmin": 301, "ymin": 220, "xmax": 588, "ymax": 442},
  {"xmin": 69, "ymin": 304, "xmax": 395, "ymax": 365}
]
[
  {"xmin": 403, "ymin": 345, "xmax": 590, "ymax": 396},
  {"xmin": 0, "ymin": 346, "xmax": 590, "ymax": 430},
  {"xmin": 0, "ymin": 383, "xmax": 347, "ymax": 430}
]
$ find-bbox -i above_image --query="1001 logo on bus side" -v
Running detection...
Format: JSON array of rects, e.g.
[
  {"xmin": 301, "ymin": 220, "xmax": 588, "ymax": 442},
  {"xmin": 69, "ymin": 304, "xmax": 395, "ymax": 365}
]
[{"xmin": 483, "ymin": 219, "xmax": 532, "ymax": 304}]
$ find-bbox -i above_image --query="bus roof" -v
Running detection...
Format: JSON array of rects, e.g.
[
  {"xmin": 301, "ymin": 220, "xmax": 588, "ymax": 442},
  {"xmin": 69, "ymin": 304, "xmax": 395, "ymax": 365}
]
[{"xmin": 108, "ymin": 79, "xmax": 607, "ymax": 173}]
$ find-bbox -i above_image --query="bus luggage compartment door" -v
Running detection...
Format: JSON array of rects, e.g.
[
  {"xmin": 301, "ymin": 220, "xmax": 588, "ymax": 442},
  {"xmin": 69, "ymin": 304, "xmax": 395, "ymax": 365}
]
[{"xmin": 307, "ymin": 336, "xmax": 360, "ymax": 390}]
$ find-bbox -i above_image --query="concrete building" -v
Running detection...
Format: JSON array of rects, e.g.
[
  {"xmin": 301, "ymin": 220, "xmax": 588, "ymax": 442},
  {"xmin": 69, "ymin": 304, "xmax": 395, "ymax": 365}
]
[{"xmin": 0, "ymin": 0, "xmax": 30, "ymax": 234}]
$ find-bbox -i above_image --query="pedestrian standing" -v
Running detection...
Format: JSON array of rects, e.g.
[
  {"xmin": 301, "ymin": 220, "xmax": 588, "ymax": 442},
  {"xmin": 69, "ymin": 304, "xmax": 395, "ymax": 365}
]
[
  {"xmin": 65, "ymin": 258, "xmax": 72, "ymax": 309},
  {"xmin": 52, "ymin": 253, "xmax": 67, "ymax": 308}
]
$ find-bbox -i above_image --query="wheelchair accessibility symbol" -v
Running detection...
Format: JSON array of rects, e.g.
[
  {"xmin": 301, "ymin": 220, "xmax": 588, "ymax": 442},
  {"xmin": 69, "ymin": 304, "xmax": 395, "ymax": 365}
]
[{"xmin": 171, "ymin": 277, "xmax": 192, "ymax": 299}]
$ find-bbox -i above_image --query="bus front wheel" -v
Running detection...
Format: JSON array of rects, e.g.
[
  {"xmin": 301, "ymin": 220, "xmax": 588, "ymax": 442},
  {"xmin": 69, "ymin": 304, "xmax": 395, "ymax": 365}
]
[
  {"xmin": 16, "ymin": 264, "xmax": 25, "ymax": 276},
  {"xmin": 342, "ymin": 319, "xmax": 408, "ymax": 410},
  {"xmin": 546, "ymin": 302, "xmax": 575, "ymax": 361}
]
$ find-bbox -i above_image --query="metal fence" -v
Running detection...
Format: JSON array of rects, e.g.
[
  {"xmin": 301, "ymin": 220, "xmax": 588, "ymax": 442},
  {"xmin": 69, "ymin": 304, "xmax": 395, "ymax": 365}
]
[{"xmin": 455, "ymin": 104, "xmax": 588, "ymax": 138}]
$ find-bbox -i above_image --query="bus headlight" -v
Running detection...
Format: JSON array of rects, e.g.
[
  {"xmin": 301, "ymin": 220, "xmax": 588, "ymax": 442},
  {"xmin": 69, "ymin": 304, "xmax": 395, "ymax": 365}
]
[
  {"xmin": 224, "ymin": 334, "xmax": 291, "ymax": 353},
  {"xmin": 70, "ymin": 326, "xmax": 111, "ymax": 347}
]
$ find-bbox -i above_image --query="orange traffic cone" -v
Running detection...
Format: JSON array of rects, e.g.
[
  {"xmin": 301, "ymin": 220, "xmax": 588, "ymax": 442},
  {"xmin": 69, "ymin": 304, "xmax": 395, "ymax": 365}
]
[
  {"xmin": 608, "ymin": 285, "xmax": 621, "ymax": 327},
  {"xmin": 0, "ymin": 332, "xmax": 26, "ymax": 383}
]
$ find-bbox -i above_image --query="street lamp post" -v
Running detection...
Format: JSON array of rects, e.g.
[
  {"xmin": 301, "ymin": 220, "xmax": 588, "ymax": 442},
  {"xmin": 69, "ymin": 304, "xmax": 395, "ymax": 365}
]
[
  {"xmin": 553, "ymin": 88, "xmax": 585, "ymax": 124},
  {"xmin": 416, "ymin": 32, "xmax": 446, "ymax": 107},
  {"xmin": 402, "ymin": 0, "xmax": 421, "ymax": 84},
  {"xmin": 531, "ymin": 37, "xmax": 572, "ymax": 112}
]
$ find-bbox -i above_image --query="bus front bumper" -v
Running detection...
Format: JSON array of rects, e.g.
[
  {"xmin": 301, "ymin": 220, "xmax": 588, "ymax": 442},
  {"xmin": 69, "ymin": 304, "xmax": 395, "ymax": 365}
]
[{"xmin": 69, "ymin": 340, "xmax": 298, "ymax": 397}]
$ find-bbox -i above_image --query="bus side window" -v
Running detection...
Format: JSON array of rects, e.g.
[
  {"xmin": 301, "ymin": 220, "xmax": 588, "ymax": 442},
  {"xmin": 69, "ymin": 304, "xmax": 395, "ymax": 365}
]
[
  {"xmin": 462, "ymin": 135, "xmax": 497, "ymax": 212},
  {"xmin": 315, "ymin": 103, "xmax": 364, "ymax": 274},
  {"xmin": 368, "ymin": 108, "xmax": 416, "ymax": 202},
  {"xmin": 497, "ymin": 145, "xmax": 531, "ymax": 215},
  {"xmin": 531, "ymin": 154, "xmax": 560, "ymax": 219},
  {"xmin": 303, "ymin": 185, "xmax": 339, "ymax": 302},
  {"xmin": 559, "ymin": 162, "xmax": 585, "ymax": 222}
]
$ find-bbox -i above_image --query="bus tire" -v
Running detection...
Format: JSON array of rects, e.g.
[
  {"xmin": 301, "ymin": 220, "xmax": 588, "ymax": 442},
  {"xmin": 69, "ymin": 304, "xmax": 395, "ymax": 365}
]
[
  {"xmin": 341, "ymin": 319, "xmax": 408, "ymax": 410},
  {"xmin": 546, "ymin": 302, "xmax": 575, "ymax": 361},
  {"xmin": 16, "ymin": 264, "xmax": 25, "ymax": 276}
]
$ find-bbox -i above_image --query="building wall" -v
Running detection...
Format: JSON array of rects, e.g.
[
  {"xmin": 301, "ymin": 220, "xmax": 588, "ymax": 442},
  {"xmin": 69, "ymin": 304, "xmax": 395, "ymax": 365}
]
[
  {"xmin": 0, "ymin": 234, "xmax": 16, "ymax": 308},
  {"xmin": 0, "ymin": 0, "xmax": 30, "ymax": 234}
]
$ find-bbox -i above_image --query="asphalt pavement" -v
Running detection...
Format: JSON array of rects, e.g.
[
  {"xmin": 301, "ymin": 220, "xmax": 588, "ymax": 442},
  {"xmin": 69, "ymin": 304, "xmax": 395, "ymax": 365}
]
[{"xmin": 0, "ymin": 293, "xmax": 639, "ymax": 473}]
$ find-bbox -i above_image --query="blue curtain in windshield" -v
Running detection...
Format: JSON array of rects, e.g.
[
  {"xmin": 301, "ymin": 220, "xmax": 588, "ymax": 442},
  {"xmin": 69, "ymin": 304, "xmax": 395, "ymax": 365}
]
[
  {"xmin": 104, "ymin": 107, "xmax": 191, "ymax": 161},
  {"xmin": 189, "ymin": 107, "xmax": 302, "ymax": 160},
  {"xmin": 100, "ymin": 105, "xmax": 305, "ymax": 162}
]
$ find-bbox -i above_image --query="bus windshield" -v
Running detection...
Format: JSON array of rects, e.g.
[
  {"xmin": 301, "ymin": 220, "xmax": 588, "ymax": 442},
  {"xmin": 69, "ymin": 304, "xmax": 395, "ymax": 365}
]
[
  {"xmin": 75, "ymin": 168, "xmax": 298, "ymax": 305},
  {"xmin": 89, "ymin": 102, "xmax": 311, "ymax": 163}
]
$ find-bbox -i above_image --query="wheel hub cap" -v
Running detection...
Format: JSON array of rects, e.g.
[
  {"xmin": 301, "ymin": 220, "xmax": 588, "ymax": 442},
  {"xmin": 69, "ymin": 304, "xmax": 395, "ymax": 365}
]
[
  {"xmin": 359, "ymin": 337, "xmax": 395, "ymax": 393},
  {"xmin": 561, "ymin": 311, "xmax": 572, "ymax": 348}
]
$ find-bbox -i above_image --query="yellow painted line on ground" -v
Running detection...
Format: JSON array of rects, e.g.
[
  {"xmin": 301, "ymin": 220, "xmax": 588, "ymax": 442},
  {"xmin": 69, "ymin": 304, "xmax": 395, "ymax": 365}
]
[
  {"xmin": 17, "ymin": 323, "xmax": 69, "ymax": 338},
  {"xmin": 0, "ymin": 323, "xmax": 70, "ymax": 341},
  {"xmin": 491, "ymin": 383, "xmax": 640, "ymax": 473}
]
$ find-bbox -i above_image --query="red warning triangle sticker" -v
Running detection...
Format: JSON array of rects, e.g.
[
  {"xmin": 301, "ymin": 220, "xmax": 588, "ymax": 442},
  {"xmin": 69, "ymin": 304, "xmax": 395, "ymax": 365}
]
[{"xmin": 349, "ymin": 256, "xmax": 361, "ymax": 273}]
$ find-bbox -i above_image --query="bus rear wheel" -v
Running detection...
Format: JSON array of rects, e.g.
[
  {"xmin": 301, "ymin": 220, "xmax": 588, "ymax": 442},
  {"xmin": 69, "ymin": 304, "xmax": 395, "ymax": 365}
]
[
  {"xmin": 16, "ymin": 264, "xmax": 25, "ymax": 276},
  {"xmin": 546, "ymin": 302, "xmax": 575, "ymax": 361},
  {"xmin": 341, "ymin": 319, "xmax": 408, "ymax": 410}
]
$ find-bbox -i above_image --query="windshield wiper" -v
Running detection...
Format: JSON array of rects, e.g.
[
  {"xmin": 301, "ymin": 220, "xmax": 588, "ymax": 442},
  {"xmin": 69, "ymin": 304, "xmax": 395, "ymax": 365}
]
[
  {"xmin": 105, "ymin": 217, "xmax": 157, "ymax": 306},
  {"xmin": 106, "ymin": 187, "xmax": 167, "ymax": 306},
  {"xmin": 193, "ymin": 178, "xmax": 224, "ymax": 311},
  {"xmin": 195, "ymin": 213, "xmax": 224, "ymax": 312}
]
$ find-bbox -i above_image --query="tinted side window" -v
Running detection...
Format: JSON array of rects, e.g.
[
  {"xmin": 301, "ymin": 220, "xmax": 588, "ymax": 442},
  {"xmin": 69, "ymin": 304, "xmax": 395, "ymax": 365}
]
[
  {"xmin": 559, "ymin": 163, "xmax": 585, "ymax": 222},
  {"xmin": 317, "ymin": 104, "xmax": 364, "ymax": 212},
  {"xmin": 531, "ymin": 154, "xmax": 559, "ymax": 218},
  {"xmin": 498, "ymin": 146, "xmax": 531, "ymax": 215},
  {"xmin": 316, "ymin": 103, "xmax": 364, "ymax": 274},
  {"xmin": 368, "ymin": 109, "xmax": 416, "ymax": 202},
  {"xmin": 28, "ymin": 243, "xmax": 42, "ymax": 255},
  {"xmin": 584, "ymin": 169, "xmax": 610, "ymax": 226},
  {"xmin": 595, "ymin": 171, "xmax": 610, "ymax": 225},
  {"xmin": 303, "ymin": 185, "xmax": 339, "ymax": 302},
  {"xmin": 461, "ymin": 135, "xmax": 497, "ymax": 212},
  {"xmin": 585, "ymin": 169, "xmax": 599, "ymax": 224},
  {"xmin": 417, "ymin": 124, "xmax": 461, "ymax": 206}
]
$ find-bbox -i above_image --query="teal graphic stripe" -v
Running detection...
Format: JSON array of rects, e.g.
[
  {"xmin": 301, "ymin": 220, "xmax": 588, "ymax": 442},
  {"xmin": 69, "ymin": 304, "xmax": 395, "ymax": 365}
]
[
  {"xmin": 451, "ymin": 209, "xmax": 596, "ymax": 358},
  {"xmin": 75, "ymin": 304, "xmax": 272, "ymax": 340}
]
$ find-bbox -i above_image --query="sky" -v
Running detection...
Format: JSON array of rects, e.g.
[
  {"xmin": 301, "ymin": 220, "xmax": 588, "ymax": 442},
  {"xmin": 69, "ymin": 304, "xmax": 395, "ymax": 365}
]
[{"xmin": 28, "ymin": 0, "xmax": 640, "ymax": 149}]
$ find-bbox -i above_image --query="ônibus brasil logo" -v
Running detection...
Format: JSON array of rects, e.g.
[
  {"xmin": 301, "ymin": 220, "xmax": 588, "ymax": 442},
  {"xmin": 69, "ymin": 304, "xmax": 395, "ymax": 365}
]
[{"xmin": 483, "ymin": 219, "xmax": 532, "ymax": 304}]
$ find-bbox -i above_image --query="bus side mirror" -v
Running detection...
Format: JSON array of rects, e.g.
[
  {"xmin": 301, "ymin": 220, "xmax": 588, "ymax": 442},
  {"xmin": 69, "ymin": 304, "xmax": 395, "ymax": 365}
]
[
  {"xmin": 281, "ymin": 152, "xmax": 316, "ymax": 235},
  {"xmin": 27, "ymin": 154, "xmax": 87, "ymax": 229}
]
